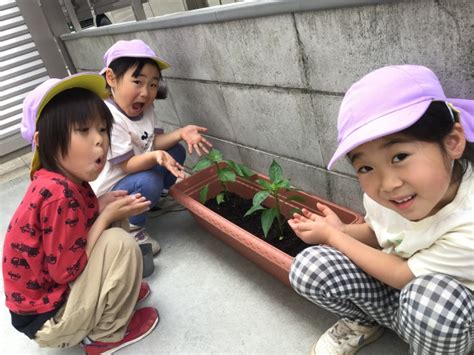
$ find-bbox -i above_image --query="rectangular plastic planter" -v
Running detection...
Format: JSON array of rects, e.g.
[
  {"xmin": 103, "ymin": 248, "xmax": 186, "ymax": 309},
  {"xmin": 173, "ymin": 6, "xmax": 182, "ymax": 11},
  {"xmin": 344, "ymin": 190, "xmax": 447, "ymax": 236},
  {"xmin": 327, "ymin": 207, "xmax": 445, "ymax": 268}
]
[{"xmin": 170, "ymin": 164, "xmax": 363, "ymax": 287}]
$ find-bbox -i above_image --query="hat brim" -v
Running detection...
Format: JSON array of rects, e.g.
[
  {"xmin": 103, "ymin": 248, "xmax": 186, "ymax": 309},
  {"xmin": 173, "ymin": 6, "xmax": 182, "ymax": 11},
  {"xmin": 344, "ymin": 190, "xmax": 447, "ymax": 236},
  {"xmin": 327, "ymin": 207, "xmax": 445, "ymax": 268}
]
[
  {"xmin": 30, "ymin": 73, "xmax": 109, "ymax": 178},
  {"xmin": 99, "ymin": 56, "xmax": 171, "ymax": 75},
  {"xmin": 327, "ymin": 100, "xmax": 432, "ymax": 170}
]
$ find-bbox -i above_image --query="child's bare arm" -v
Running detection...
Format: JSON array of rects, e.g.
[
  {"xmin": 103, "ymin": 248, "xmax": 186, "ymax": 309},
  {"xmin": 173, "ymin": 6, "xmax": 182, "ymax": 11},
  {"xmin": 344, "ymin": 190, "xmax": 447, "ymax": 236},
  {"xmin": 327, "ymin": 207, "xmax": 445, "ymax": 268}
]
[
  {"xmin": 342, "ymin": 223, "xmax": 380, "ymax": 248},
  {"xmin": 86, "ymin": 194, "xmax": 151, "ymax": 256},
  {"xmin": 153, "ymin": 129, "xmax": 182, "ymax": 150}
]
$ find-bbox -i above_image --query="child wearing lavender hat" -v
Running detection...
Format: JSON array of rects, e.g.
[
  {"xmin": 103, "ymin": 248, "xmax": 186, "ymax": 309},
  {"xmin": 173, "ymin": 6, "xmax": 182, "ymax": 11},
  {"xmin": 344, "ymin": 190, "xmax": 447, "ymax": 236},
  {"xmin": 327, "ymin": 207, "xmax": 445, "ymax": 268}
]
[
  {"xmin": 3, "ymin": 73, "xmax": 159, "ymax": 354},
  {"xmin": 91, "ymin": 39, "xmax": 212, "ymax": 255},
  {"xmin": 289, "ymin": 65, "xmax": 473, "ymax": 354}
]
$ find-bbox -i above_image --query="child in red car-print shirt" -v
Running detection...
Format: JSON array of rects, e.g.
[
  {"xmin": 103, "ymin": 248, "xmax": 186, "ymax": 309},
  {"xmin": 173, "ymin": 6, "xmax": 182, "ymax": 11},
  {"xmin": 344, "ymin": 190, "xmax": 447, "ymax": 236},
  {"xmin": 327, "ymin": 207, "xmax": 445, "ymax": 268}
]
[{"xmin": 2, "ymin": 73, "xmax": 158, "ymax": 354}]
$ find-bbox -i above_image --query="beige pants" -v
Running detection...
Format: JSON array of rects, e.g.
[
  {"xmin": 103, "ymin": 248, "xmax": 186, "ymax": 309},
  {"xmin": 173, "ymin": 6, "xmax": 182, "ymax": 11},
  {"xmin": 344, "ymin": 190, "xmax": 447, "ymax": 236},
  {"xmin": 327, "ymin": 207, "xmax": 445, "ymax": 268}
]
[{"xmin": 35, "ymin": 226, "xmax": 142, "ymax": 348}]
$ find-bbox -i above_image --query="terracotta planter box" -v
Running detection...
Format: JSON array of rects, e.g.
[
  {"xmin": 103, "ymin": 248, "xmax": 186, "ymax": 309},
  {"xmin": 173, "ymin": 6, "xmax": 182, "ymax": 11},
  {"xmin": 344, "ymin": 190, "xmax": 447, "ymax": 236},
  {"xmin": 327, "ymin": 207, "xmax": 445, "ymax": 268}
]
[{"xmin": 169, "ymin": 164, "xmax": 363, "ymax": 287}]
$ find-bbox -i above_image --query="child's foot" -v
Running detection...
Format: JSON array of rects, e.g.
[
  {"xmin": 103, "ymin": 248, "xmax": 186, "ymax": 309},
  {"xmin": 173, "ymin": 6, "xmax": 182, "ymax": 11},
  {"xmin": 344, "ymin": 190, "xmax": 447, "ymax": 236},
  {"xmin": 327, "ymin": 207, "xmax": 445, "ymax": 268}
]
[
  {"xmin": 311, "ymin": 319, "xmax": 383, "ymax": 355},
  {"xmin": 130, "ymin": 226, "xmax": 160, "ymax": 255},
  {"xmin": 147, "ymin": 195, "xmax": 186, "ymax": 217},
  {"xmin": 136, "ymin": 282, "xmax": 150, "ymax": 306},
  {"xmin": 81, "ymin": 307, "xmax": 159, "ymax": 355}
]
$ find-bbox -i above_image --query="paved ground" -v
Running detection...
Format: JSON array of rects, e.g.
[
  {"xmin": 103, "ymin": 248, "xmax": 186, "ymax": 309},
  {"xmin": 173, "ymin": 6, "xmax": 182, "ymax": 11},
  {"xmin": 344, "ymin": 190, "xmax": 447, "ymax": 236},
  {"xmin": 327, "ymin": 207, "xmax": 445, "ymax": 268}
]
[{"xmin": 0, "ymin": 154, "xmax": 408, "ymax": 354}]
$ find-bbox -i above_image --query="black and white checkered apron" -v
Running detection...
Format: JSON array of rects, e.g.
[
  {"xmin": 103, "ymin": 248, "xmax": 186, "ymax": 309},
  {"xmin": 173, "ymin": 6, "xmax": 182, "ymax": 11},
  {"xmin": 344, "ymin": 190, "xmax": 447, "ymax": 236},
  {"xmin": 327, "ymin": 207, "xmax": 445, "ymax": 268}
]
[{"xmin": 290, "ymin": 245, "xmax": 473, "ymax": 354}]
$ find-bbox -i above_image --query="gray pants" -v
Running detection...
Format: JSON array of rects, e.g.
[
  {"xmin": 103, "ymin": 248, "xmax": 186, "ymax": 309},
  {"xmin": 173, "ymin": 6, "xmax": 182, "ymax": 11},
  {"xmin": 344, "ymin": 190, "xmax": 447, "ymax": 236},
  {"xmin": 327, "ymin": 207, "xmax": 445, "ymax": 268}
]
[
  {"xmin": 290, "ymin": 245, "xmax": 473, "ymax": 355},
  {"xmin": 35, "ymin": 226, "xmax": 143, "ymax": 348}
]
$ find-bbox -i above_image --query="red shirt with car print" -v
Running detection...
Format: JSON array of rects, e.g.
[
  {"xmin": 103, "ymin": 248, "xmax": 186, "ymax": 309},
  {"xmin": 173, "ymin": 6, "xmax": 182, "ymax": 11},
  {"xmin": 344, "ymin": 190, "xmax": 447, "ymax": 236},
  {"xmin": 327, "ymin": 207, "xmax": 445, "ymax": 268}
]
[{"xmin": 2, "ymin": 169, "xmax": 98, "ymax": 315}]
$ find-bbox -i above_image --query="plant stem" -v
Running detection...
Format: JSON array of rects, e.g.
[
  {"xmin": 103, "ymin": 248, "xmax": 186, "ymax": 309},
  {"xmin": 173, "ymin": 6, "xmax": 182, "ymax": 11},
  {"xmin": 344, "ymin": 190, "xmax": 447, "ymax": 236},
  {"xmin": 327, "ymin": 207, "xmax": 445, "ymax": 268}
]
[
  {"xmin": 274, "ymin": 192, "xmax": 284, "ymax": 237},
  {"xmin": 214, "ymin": 162, "xmax": 228, "ymax": 192}
]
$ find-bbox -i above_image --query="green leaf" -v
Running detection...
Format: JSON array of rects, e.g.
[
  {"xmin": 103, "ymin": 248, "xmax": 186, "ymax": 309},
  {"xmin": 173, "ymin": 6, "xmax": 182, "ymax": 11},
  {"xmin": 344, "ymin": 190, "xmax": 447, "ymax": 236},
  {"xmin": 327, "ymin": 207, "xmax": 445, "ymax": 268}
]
[
  {"xmin": 218, "ymin": 168, "xmax": 236, "ymax": 182},
  {"xmin": 192, "ymin": 158, "xmax": 212, "ymax": 172},
  {"xmin": 276, "ymin": 179, "xmax": 290, "ymax": 190},
  {"xmin": 261, "ymin": 208, "xmax": 278, "ymax": 238},
  {"xmin": 208, "ymin": 149, "xmax": 223, "ymax": 163},
  {"xmin": 256, "ymin": 178, "xmax": 272, "ymax": 191},
  {"xmin": 193, "ymin": 158, "xmax": 212, "ymax": 172},
  {"xmin": 252, "ymin": 190, "xmax": 270, "ymax": 207},
  {"xmin": 199, "ymin": 185, "xmax": 209, "ymax": 204},
  {"xmin": 269, "ymin": 160, "xmax": 283, "ymax": 183},
  {"xmin": 239, "ymin": 165, "xmax": 255, "ymax": 177},
  {"xmin": 216, "ymin": 192, "xmax": 225, "ymax": 205},
  {"xmin": 287, "ymin": 194, "xmax": 305, "ymax": 203},
  {"xmin": 244, "ymin": 204, "xmax": 265, "ymax": 217},
  {"xmin": 224, "ymin": 160, "xmax": 243, "ymax": 176}
]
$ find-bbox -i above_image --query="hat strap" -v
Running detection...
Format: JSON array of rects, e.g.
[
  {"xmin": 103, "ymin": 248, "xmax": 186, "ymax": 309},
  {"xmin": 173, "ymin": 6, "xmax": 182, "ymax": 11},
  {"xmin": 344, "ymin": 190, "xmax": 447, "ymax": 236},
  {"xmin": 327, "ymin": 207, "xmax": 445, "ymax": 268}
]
[{"xmin": 445, "ymin": 102, "xmax": 459, "ymax": 123}]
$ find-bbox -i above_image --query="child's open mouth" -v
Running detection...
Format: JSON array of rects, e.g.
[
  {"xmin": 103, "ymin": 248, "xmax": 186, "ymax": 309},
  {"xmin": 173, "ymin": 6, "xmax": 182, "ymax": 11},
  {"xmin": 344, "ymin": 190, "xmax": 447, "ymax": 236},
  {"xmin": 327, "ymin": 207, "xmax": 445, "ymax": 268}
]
[
  {"xmin": 95, "ymin": 157, "xmax": 104, "ymax": 169},
  {"xmin": 132, "ymin": 102, "xmax": 145, "ymax": 111}
]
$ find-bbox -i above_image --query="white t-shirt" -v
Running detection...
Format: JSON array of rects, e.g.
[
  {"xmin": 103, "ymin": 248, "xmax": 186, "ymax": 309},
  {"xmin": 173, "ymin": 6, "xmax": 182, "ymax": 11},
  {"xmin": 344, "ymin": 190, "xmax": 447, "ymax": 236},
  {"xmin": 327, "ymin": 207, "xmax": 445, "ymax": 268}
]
[
  {"xmin": 364, "ymin": 164, "xmax": 474, "ymax": 290},
  {"xmin": 90, "ymin": 100, "xmax": 163, "ymax": 197}
]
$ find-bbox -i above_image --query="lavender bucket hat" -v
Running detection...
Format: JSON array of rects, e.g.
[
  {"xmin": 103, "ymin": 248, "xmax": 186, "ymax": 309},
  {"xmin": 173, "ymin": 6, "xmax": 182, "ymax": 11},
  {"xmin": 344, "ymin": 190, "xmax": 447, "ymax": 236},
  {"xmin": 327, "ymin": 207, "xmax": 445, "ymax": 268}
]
[
  {"xmin": 327, "ymin": 65, "xmax": 474, "ymax": 169},
  {"xmin": 100, "ymin": 39, "xmax": 170, "ymax": 74},
  {"xmin": 21, "ymin": 73, "xmax": 109, "ymax": 178}
]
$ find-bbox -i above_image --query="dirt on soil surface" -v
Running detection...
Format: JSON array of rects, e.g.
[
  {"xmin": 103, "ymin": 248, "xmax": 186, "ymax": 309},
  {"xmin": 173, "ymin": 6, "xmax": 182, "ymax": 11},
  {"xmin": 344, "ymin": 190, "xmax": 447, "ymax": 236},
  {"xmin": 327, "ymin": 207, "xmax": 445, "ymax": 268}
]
[{"xmin": 205, "ymin": 192, "xmax": 312, "ymax": 257}]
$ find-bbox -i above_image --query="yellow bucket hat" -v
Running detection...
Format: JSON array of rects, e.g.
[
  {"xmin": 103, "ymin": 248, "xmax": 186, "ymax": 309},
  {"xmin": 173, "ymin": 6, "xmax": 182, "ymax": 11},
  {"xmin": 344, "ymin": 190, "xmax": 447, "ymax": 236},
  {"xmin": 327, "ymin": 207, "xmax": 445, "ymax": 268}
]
[{"xmin": 21, "ymin": 73, "xmax": 109, "ymax": 178}]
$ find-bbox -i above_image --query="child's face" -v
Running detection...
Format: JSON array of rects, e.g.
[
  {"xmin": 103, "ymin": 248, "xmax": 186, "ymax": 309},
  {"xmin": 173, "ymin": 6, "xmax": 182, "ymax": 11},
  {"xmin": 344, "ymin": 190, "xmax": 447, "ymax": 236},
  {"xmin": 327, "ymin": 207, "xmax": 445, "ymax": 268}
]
[
  {"xmin": 349, "ymin": 134, "xmax": 458, "ymax": 221},
  {"xmin": 56, "ymin": 117, "xmax": 109, "ymax": 184},
  {"xmin": 109, "ymin": 63, "xmax": 160, "ymax": 117}
]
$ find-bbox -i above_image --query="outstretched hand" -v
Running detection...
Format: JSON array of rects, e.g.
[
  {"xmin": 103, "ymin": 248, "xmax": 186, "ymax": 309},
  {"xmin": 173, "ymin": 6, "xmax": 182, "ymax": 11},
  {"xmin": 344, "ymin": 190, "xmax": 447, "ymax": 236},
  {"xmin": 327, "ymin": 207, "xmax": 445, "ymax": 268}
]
[
  {"xmin": 288, "ymin": 203, "xmax": 345, "ymax": 245},
  {"xmin": 101, "ymin": 193, "xmax": 151, "ymax": 224},
  {"xmin": 180, "ymin": 125, "xmax": 213, "ymax": 156},
  {"xmin": 155, "ymin": 150, "xmax": 185, "ymax": 179}
]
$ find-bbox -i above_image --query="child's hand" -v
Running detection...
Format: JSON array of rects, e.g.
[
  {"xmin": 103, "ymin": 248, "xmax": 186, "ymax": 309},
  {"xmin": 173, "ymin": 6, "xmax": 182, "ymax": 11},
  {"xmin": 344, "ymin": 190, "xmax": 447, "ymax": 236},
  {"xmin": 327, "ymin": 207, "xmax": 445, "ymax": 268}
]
[
  {"xmin": 180, "ymin": 125, "xmax": 213, "ymax": 156},
  {"xmin": 288, "ymin": 203, "xmax": 345, "ymax": 245},
  {"xmin": 155, "ymin": 150, "xmax": 185, "ymax": 179},
  {"xmin": 98, "ymin": 190, "xmax": 128, "ymax": 213},
  {"xmin": 314, "ymin": 203, "xmax": 346, "ymax": 232},
  {"xmin": 101, "ymin": 194, "xmax": 151, "ymax": 224}
]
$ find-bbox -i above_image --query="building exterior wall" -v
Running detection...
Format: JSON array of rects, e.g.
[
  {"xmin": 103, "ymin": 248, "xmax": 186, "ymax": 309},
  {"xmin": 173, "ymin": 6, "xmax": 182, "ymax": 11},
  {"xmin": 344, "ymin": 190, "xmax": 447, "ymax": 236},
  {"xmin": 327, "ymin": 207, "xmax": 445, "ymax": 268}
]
[
  {"xmin": 0, "ymin": 0, "xmax": 57, "ymax": 156},
  {"xmin": 61, "ymin": 0, "xmax": 473, "ymax": 212}
]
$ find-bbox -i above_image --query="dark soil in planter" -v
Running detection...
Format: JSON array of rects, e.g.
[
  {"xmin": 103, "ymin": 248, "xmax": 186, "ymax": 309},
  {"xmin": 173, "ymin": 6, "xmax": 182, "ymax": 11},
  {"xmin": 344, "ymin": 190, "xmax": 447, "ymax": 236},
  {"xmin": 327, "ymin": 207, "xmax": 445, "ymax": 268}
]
[{"xmin": 205, "ymin": 192, "xmax": 312, "ymax": 257}]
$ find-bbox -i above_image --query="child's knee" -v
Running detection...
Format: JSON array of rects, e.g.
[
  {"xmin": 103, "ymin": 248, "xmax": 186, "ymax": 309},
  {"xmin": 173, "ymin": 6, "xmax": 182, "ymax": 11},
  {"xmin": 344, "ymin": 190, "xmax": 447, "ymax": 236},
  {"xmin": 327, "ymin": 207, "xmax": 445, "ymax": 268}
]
[
  {"xmin": 131, "ymin": 171, "xmax": 164, "ymax": 201},
  {"xmin": 289, "ymin": 246, "xmax": 332, "ymax": 295},
  {"xmin": 400, "ymin": 274, "xmax": 472, "ymax": 328},
  {"xmin": 99, "ymin": 227, "xmax": 140, "ymax": 255}
]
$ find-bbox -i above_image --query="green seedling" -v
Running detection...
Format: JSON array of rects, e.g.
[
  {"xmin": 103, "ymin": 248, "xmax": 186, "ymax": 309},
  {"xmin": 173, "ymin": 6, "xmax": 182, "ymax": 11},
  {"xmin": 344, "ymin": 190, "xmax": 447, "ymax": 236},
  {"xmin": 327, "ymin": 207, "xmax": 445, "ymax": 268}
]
[
  {"xmin": 244, "ymin": 160, "xmax": 304, "ymax": 240},
  {"xmin": 192, "ymin": 148, "xmax": 254, "ymax": 204}
]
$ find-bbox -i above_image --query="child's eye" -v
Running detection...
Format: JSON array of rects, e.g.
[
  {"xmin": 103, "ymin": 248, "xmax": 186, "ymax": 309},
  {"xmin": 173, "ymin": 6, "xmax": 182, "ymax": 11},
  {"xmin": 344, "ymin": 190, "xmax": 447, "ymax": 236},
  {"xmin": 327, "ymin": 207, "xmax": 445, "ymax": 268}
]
[
  {"xmin": 357, "ymin": 165, "xmax": 372, "ymax": 174},
  {"xmin": 133, "ymin": 80, "xmax": 141, "ymax": 85},
  {"xmin": 100, "ymin": 127, "xmax": 107, "ymax": 133},
  {"xmin": 77, "ymin": 127, "xmax": 89, "ymax": 133},
  {"xmin": 392, "ymin": 153, "xmax": 408, "ymax": 163}
]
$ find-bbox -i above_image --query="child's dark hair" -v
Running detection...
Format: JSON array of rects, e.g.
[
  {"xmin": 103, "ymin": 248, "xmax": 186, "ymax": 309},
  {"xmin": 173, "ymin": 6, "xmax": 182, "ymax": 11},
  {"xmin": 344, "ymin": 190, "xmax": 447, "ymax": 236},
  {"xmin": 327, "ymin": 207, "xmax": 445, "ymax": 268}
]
[
  {"xmin": 106, "ymin": 57, "xmax": 168, "ymax": 100},
  {"xmin": 400, "ymin": 100, "xmax": 474, "ymax": 178},
  {"xmin": 36, "ymin": 88, "xmax": 114, "ymax": 173}
]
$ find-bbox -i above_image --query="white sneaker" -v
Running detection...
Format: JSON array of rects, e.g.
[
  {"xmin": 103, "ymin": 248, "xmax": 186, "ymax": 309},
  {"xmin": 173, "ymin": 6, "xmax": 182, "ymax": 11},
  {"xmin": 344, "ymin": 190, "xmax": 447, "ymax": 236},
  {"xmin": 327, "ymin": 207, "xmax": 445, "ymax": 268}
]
[
  {"xmin": 130, "ymin": 227, "xmax": 161, "ymax": 255},
  {"xmin": 311, "ymin": 319, "xmax": 383, "ymax": 355},
  {"xmin": 147, "ymin": 195, "xmax": 186, "ymax": 217}
]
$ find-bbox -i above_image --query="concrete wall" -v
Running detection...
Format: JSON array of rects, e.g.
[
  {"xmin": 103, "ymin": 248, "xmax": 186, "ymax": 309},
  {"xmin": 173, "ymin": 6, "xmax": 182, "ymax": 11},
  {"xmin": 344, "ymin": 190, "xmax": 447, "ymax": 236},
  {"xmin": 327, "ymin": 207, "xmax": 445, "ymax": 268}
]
[{"xmin": 61, "ymin": 0, "xmax": 473, "ymax": 213}]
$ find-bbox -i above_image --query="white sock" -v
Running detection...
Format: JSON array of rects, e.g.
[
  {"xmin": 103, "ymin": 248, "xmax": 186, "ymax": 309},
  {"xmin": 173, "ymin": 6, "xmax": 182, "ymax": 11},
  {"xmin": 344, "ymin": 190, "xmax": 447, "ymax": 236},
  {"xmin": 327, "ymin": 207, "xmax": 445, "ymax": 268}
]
[{"xmin": 82, "ymin": 336, "xmax": 93, "ymax": 345}]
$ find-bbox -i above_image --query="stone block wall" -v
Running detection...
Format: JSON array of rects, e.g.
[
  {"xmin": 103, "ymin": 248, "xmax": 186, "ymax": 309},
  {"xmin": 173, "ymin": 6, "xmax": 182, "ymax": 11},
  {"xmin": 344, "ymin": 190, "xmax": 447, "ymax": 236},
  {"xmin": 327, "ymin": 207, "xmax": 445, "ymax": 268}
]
[{"xmin": 61, "ymin": 0, "xmax": 473, "ymax": 212}]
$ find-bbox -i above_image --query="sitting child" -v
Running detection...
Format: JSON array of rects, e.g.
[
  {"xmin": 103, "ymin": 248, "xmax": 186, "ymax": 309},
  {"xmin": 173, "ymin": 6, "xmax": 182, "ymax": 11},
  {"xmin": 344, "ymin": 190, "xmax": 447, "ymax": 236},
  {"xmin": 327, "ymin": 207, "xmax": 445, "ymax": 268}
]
[
  {"xmin": 91, "ymin": 39, "xmax": 212, "ymax": 255},
  {"xmin": 3, "ymin": 73, "xmax": 157, "ymax": 354},
  {"xmin": 289, "ymin": 65, "xmax": 473, "ymax": 355}
]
